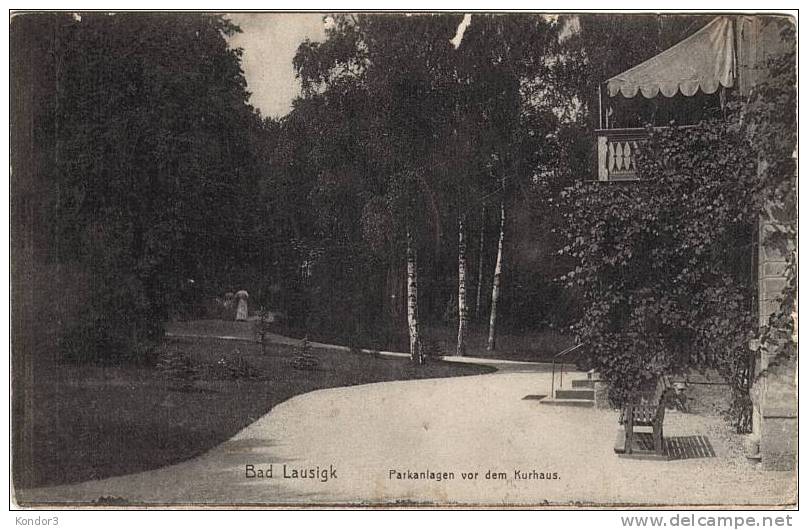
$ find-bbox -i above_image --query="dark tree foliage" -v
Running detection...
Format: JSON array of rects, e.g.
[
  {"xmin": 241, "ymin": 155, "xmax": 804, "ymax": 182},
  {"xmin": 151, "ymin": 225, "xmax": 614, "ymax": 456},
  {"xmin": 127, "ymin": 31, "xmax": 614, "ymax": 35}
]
[
  {"xmin": 12, "ymin": 13, "xmax": 275, "ymax": 361},
  {"xmin": 281, "ymin": 14, "xmax": 567, "ymax": 346},
  {"xmin": 289, "ymin": 14, "xmax": 470, "ymax": 343}
]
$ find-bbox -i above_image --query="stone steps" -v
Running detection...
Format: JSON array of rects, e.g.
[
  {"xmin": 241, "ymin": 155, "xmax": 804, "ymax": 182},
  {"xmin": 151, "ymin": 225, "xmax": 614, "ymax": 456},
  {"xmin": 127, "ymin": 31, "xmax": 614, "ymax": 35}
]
[
  {"xmin": 554, "ymin": 388, "xmax": 595, "ymax": 400},
  {"xmin": 538, "ymin": 397, "xmax": 595, "ymax": 408},
  {"xmin": 537, "ymin": 377, "xmax": 597, "ymax": 407}
]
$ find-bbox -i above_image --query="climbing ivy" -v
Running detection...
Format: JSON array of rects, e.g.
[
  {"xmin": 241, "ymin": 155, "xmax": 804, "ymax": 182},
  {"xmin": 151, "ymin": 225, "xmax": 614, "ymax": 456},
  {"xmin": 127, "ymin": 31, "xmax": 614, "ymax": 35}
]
[
  {"xmin": 746, "ymin": 26, "xmax": 797, "ymax": 374},
  {"xmin": 557, "ymin": 118, "xmax": 759, "ymax": 408},
  {"xmin": 556, "ymin": 26, "xmax": 795, "ymax": 427}
]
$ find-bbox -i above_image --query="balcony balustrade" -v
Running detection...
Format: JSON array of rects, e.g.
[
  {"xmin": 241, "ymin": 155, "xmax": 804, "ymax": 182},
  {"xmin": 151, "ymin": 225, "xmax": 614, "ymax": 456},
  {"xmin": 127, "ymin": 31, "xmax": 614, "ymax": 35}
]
[{"xmin": 595, "ymin": 128, "xmax": 648, "ymax": 182}]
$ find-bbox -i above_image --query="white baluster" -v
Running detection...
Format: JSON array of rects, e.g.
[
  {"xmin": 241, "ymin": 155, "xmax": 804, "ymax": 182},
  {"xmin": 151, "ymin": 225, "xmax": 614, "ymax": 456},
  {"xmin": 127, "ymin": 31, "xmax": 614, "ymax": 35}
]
[
  {"xmin": 608, "ymin": 142, "xmax": 616, "ymax": 172},
  {"xmin": 624, "ymin": 142, "xmax": 632, "ymax": 172}
]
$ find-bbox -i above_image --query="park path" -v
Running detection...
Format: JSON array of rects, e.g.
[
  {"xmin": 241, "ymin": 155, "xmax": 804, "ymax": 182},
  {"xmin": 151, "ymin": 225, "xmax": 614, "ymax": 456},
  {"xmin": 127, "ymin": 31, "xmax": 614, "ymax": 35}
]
[{"xmin": 17, "ymin": 330, "xmax": 796, "ymax": 507}]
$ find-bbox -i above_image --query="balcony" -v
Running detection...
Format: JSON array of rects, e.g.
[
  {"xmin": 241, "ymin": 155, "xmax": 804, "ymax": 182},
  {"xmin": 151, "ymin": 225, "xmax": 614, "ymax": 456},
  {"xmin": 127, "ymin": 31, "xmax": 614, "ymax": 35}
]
[{"xmin": 595, "ymin": 128, "xmax": 648, "ymax": 182}]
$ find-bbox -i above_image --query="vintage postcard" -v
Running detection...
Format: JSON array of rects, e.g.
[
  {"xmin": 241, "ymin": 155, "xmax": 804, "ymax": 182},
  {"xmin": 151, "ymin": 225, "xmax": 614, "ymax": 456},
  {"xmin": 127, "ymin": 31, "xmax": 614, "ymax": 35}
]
[{"xmin": 10, "ymin": 10, "xmax": 797, "ymax": 509}]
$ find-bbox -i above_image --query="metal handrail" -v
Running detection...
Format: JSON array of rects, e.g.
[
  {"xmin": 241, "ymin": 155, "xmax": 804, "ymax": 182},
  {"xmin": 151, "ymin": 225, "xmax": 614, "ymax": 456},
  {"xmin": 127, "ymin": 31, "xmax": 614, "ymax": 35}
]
[
  {"xmin": 554, "ymin": 343, "xmax": 584, "ymax": 358},
  {"xmin": 550, "ymin": 343, "xmax": 585, "ymax": 399}
]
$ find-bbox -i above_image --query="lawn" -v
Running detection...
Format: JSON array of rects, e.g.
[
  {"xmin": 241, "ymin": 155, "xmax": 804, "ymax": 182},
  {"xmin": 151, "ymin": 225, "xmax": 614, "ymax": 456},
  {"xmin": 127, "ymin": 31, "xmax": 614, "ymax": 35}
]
[
  {"xmin": 16, "ymin": 335, "xmax": 491, "ymax": 489},
  {"xmin": 420, "ymin": 324, "xmax": 575, "ymax": 362},
  {"xmin": 266, "ymin": 321, "xmax": 576, "ymax": 363}
]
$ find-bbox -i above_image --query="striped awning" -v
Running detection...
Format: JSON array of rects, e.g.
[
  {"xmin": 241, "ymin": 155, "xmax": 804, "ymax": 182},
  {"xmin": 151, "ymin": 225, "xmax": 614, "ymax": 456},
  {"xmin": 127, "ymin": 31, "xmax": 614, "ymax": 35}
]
[{"xmin": 606, "ymin": 17, "xmax": 737, "ymax": 99}]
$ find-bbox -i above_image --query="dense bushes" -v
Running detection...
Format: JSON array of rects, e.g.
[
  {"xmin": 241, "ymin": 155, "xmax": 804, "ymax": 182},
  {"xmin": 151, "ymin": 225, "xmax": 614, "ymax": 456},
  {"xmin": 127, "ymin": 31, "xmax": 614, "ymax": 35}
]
[
  {"xmin": 556, "ymin": 25, "xmax": 795, "ymax": 428},
  {"xmin": 558, "ymin": 118, "xmax": 760, "ymax": 407}
]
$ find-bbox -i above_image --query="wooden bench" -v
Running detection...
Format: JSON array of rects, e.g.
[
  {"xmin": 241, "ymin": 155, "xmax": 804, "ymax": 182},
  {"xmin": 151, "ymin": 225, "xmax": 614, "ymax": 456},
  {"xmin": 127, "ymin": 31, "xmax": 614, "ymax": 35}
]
[{"xmin": 619, "ymin": 376, "xmax": 673, "ymax": 455}]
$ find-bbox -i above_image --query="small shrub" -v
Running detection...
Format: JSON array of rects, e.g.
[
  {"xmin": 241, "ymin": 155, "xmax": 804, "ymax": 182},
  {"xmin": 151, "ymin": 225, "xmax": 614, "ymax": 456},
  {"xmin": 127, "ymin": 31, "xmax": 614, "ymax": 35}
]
[
  {"xmin": 290, "ymin": 337, "xmax": 320, "ymax": 370},
  {"xmin": 207, "ymin": 350, "xmax": 262, "ymax": 380},
  {"xmin": 155, "ymin": 350, "xmax": 199, "ymax": 381},
  {"xmin": 253, "ymin": 309, "xmax": 272, "ymax": 353},
  {"xmin": 295, "ymin": 336, "xmax": 312, "ymax": 356},
  {"xmin": 290, "ymin": 356, "xmax": 320, "ymax": 370}
]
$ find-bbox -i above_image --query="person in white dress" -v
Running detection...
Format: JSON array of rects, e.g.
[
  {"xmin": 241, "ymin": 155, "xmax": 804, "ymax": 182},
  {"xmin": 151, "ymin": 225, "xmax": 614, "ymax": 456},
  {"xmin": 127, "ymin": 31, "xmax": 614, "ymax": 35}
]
[{"xmin": 235, "ymin": 290, "xmax": 249, "ymax": 321}]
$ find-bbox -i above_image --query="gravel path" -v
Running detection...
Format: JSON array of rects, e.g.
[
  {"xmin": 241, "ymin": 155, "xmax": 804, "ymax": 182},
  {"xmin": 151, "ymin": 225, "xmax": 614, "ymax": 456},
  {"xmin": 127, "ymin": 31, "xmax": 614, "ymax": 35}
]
[{"xmin": 16, "ymin": 331, "xmax": 796, "ymax": 507}]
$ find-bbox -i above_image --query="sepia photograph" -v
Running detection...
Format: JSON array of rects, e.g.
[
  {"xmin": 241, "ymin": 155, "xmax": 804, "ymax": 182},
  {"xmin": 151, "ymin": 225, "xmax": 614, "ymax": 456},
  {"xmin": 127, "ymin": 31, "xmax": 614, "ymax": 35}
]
[{"xmin": 9, "ymin": 8, "xmax": 797, "ymax": 509}]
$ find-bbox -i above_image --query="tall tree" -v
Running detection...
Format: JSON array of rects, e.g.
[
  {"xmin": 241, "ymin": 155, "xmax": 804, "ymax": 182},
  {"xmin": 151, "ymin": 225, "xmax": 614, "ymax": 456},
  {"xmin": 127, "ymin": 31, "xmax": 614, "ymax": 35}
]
[
  {"xmin": 11, "ymin": 11, "xmax": 274, "ymax": 483},
  {"xmin": 456, "ymin": 215, "xmax": 468, "ymax": 355},
  {"xmin": 16, "ymin": 13, "xmax": 266, "ymax": 360},
  {"xmin": 487, "ymin": 200, "xmax": 506, "ymax": 351},
  {"xmin": 293, "ymin": 14, "xmax": 461, "ymax": 361},
  {"xmin": 406, "ymin": 227, "xmax": 424, "ymax": 364},
  {"xmin": 288, "ymin": 14, "xmax": 569, "ymax": 355},
  {"xmin": 474, "ymin": 205, "xmax": 486, "ymax": 320},
  {"xmin": 452, "ymin": 14, "xmax": 561, "ymax": 350}
]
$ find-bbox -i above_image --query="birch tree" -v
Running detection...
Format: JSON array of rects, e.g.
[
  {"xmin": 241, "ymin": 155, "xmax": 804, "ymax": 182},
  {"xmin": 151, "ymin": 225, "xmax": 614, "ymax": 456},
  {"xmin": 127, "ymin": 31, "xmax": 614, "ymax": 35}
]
[
  {"xmin": 294, "ymin": 14, "xmax": 458, "ymax": 362},
  {"xmin": 474, "ymin": 205, "xmax": 486, "ymax": 319},
  {"xmin": 487, "ymin": 200, "xmax": 506, "ymax": 351},
  {"xmin": 451, "ymin": 15, "xmax": 562, "ymax": 350},
  {"xmin": 456, "ymin": 216, "xmax": 468, "ymax": 356},
  {"xmin": 406, "ymin": 228, "xmax": 424, "ymax": 364},
  {"xmin": 291, "ymin": 14, "xmax": 564, "ymax": 355}
]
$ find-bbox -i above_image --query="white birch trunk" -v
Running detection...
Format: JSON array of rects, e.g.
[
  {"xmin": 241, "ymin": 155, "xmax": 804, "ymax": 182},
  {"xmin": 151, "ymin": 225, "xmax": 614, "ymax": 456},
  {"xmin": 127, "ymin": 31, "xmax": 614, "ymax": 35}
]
[
  {"xmin": 475, "ymin": 205, "xmax": 486, "ymax": 320},
  {"xmin": 487, "ymin": 201, "xmax": 505, "ymax": 352},
  {"xmin": 456, "ymin": 216, "xmax": 468, "ymax": 356},
  {"xmin": 406, "ymin": 228, "xmax": 423, "ymax": 365}
]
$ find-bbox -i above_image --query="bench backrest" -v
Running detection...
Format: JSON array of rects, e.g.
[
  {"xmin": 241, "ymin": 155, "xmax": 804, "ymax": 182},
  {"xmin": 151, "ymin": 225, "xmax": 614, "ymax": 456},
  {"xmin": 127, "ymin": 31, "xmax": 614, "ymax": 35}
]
[{"xmin": 634, "ymin": 375, "xmax": 672, "ymax": 408}]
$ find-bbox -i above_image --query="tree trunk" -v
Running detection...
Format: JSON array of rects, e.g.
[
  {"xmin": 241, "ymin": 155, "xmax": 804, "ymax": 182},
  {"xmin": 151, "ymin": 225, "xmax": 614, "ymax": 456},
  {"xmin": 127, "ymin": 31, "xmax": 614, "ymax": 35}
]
[
  {"xmin": 456, "ymin": 216, "xmax": 468, "ymax": 356},
  {"xmin": 406, "ymin": 228, "xmax": 424, "ymax": 365},
  {"xmin": 475, "ymin": 205, "xmax": 486, "ymax": 320},
  {"xmin": 487, "ymin": 201, "xmax": 505, "ymax": 352}
]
